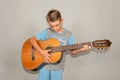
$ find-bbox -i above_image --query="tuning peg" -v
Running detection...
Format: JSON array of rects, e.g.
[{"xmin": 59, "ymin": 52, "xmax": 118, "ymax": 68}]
[
  {"xmin": 101, "ymin": 48, "xmax": 103, "ymax": 50},
  {"xmin": 97, "ymin": 48, "xmax": 100, "ymax": 50}
]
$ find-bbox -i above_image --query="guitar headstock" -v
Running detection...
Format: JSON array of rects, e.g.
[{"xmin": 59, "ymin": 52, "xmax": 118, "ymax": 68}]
[{"xmin": 92, "ymin": 39, "xmax": 112, "ymax": 50}]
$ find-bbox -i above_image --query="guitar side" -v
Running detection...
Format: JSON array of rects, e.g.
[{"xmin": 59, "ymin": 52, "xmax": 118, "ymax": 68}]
[{"xmin": 21, "ymin": 38, "xmax": 62, "ymax": 71}]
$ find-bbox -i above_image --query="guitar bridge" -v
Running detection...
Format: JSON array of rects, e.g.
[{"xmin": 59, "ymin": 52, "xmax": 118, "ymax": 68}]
[{"xmin": 32, "ymin": 46, "xmax": 35, "ymax": 60}]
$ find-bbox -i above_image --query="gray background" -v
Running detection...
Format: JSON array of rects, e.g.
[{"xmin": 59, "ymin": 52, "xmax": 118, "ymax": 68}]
[{"xmin": 0, "ymin": 0, "xmax": 120, "ymax": 80}]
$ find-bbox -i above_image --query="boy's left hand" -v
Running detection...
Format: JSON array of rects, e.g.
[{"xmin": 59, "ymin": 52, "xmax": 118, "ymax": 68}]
[{"xmin": 82, "ymin": 45, "xmax": 91, "ymax": 51}]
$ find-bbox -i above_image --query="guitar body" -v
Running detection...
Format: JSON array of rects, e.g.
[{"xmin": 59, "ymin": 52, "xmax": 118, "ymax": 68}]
[{"xmin": 21, "ymin": 38, "xmax": 62, "ymax": 71}]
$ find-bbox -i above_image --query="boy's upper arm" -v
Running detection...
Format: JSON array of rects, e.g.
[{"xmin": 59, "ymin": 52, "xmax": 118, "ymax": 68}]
[{"xmin": 35, "ymin": 29, "xmax": 47, "ymax": 40}]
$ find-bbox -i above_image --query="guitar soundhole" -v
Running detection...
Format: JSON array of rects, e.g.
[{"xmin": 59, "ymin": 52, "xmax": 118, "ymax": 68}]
[{"xmin": 45, "ymin": 47, "xmax": 52, "ymax": 53}]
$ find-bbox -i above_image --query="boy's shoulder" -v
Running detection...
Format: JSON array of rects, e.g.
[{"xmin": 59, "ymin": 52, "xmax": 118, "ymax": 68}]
[{"xmin": 64, "ymin": 28, "xmax": 72, "ymax": 34}]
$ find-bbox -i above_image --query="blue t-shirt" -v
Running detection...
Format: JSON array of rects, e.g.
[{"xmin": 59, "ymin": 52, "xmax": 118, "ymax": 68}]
[{"xmin": 35, "ymin": 28, "xmax": 75, "ymax": 70}]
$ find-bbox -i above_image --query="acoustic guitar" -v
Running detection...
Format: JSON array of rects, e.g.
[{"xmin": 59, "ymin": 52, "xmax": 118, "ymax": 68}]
[{"xmin": 21, "ymin": 38, "xmax": 112, "ymax": 71}]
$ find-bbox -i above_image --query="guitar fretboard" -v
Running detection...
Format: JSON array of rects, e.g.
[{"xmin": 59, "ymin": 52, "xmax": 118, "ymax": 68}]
[{"xmin": 51, "ymin": 42, "xmax": 91, "ymax": 52}]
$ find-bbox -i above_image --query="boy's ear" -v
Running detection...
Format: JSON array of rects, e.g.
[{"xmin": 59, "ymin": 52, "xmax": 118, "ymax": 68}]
[{"xmin": 61, "ymin": 18, "xmax": 64, "ymax": 23}]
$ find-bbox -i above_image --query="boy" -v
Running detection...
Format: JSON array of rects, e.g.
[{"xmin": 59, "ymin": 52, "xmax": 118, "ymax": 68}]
[{"xmin": 30, "ymin": 9, "xmax": 90, "ymax": 80}]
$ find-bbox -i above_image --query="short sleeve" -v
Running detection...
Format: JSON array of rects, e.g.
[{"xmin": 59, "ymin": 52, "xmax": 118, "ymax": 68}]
[
  {"xmin": 68, "ymin": 35, "xmax": 75, "ymax": 45},
  {"xmin": 35, "ymin": 29, "xmax": 47, "ymax": 40}
]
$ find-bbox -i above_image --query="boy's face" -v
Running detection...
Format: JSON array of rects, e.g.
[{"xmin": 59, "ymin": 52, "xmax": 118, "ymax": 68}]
[{"xmin": 48, "ymin": 19, "xmax": 63, "ymax": 33}]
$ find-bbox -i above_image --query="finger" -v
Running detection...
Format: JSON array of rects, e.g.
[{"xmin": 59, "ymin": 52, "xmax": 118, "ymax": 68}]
[
  {"xmin": 47, "ymin": 53, "xmax": 51, "ymax": 57},
  {"xmin": 46, "ymin": 60, "xmax": 49, "ymax": 63},
  {"xmin": 47, "ymin": 49, "xmax": 52, "ymax": 52},
  {"xmin": 45, "ymin": 58, "xmax": 49, "ymax": 63},
  {"xmin": 89, "ymin": 46, "xmax": 91, "ymax": 49},
  {"xmin": 48, "ymin": 58, "xmax": 52, "ymax": 63},
  {"xmin": 44, "ymin": 58, "xmax": 47, "ymax": 63},
  {"xmin": 44, "ymin": 56, "xmax": 48, "ymax": 62},
  {"xmin": 46, "ymin": 56, "xmax": 51, "ymax": 63}
]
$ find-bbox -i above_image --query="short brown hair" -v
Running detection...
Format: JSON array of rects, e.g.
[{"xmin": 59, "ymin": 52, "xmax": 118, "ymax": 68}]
[{"xmin": 46, "ymin": 9, "xmax": 62, "ymax": 22}]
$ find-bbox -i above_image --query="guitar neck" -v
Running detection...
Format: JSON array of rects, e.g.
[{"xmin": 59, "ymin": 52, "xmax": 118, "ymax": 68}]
[{"xmin": 51, "ymin": 42, "xmax": 91, "ymax": 52}]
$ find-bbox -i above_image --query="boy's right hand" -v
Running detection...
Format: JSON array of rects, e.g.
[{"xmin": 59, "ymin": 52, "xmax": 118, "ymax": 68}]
[
  {"xmin": 30, "ymin": 37, "xmax": 52, "ymax": 63},
  {"xmin": 40, "ymin": 49, "xmax": 52, "ymax": 63}
]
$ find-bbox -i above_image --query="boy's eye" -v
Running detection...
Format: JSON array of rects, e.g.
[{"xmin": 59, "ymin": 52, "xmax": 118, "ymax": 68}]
[{"xmin": 56, "ymin": 24, "xmax": 59, "ymax": 27}]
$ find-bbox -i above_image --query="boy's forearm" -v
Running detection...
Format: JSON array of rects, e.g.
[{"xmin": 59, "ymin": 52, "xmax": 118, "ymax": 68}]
[
  {"xmin": 70, "ymin": 45, "xmax": 91, "ymax": 55},
  {"xmin": 30, "ymin": 37, "xmax": 44, "ymax": 54},
  {"xmin": 70, "ymin": 49, "xmax": 84, "ymax": 55}
]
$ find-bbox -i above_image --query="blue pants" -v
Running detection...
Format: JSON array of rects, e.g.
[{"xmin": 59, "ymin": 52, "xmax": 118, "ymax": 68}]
[{"xmin": 38, "ymin": 68, "xmax": 63, "ymax": 80}]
